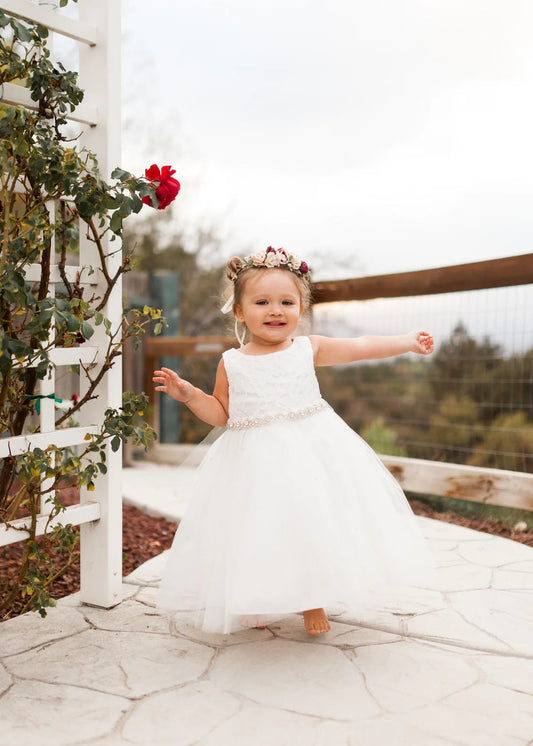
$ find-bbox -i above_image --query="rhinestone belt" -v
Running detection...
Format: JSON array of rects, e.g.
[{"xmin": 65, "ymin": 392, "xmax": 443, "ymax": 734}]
[{"xmin": 226, "ymin": 400, "xmax": 329, "ymax": 430}]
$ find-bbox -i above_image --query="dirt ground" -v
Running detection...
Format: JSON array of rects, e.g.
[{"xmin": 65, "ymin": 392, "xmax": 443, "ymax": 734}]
[{"xmin": 1, "ymin": 494, "xmax": 532, "ymax": 621}]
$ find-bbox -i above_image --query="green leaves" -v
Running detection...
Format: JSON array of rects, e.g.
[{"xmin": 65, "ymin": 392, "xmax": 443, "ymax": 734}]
[
  {"xmin": 11, "ymin": 19, "xmax": 32, "ymax": 43},
  {"xmin": 29, "ymin": 58, "xmax": 85, "ymax": 115},
  {"xmin": 80, "ymin": 320, "xmax": 94, "ymax": 340},
  {"xmin": 109, "ymin": 210, "xmax": 123, "ymax": 234},
  {"xmin": 111, "ymin": 167, "xmax": 132, "ymax": 181}
]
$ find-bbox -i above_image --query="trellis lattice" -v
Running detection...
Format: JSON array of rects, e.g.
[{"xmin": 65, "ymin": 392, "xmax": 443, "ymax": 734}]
[{"xmin": 0, "ymin": 0, "xmax": 123, "ymax": 609}]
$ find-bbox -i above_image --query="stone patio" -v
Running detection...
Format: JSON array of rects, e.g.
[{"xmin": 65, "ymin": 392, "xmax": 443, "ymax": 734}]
[{"xmin": 1, "ymin": 463, "xmax": 532, "ymax": 745}]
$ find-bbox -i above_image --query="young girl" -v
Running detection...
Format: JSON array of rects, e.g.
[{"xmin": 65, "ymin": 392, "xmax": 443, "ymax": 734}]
[{"xmin": 154, "ymin": 247, "xmax": 435, "ymax": 636}]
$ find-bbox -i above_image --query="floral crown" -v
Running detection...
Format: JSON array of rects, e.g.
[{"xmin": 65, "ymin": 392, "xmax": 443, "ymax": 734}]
[{"xmin": 228, "ymin": 246, "xmax": 310, "ymax": 281}]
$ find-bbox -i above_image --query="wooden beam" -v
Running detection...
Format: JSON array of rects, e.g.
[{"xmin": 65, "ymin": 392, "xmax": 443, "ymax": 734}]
[
  {"xmin": 145, "ymin": 336, "xmax": 237, "ymax": 357},
  {"xmin": 144, "ymin": 336, "xmax": 237, "ymax": 427},
  {"xmin": 2, "ymin": 82, "xmax": 98, "ymax": 126},
  {"xmin": 0, "ymin": 0, "xmax": 98, "ymax": 44},
  {"xmin": 0, "ymin": 425, "xmax": 98, "ymax": 458},
  {"xmin": 380, "ymin": 455, "xmax": 533, "ymax": 511},
  {"xmin": 311, "ymin": 253, "xmax": 533, "ymax": 304},
  {"xmin": 19, "ymin": 346, "xmax": 99, "ymax": 369},
  {"xmin": 0, "ymin": 502, "xmax": 100, "ymax": 547},
  {"xmin": 24, "ymin": 263, "xmax": 98, "ymax": 285}
]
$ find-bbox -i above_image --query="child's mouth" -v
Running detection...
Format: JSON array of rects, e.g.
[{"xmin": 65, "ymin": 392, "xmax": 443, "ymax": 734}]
[{"xmin": 265, "ymin": 322, "xmax": 285, "ymax": 327}]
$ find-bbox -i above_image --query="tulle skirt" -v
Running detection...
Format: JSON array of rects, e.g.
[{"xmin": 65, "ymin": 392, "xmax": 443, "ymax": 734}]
[{"xmin": 157, "ymin": 408, "xmax": 436, "ymax": 634}]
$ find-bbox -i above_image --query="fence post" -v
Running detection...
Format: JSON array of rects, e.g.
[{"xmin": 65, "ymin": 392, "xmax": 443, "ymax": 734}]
[
  {"xmin": 77, "ymin": 0, "xmax": 123, "ymax": 608},
  {"xmin": 149, "ymin": 271, "xmax": 180, "ymax": 443}
]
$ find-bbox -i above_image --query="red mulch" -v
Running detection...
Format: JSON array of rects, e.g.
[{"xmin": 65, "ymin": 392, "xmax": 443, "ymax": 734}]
[
  {"xmin": 1, "ymin": 490, "xmax": 532, "ymax": 621},
  {"xmin": 409, "ymin": 499, "xmax": 533, "ymax": 547},
  {"xmin": 1, "ymin": 485, "xmax": 177, "ymax": 621}
]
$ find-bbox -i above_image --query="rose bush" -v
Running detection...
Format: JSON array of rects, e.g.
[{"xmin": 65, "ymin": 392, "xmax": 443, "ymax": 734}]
[{"xmin": 0, "ymin": 4, "xmax": 180, "ymax": 619}]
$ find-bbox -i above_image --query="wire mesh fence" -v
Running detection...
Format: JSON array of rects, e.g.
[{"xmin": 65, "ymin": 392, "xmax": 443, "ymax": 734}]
[{"xmin": 313, "ymin": 283, "xmax": 533, "ymax": 473}]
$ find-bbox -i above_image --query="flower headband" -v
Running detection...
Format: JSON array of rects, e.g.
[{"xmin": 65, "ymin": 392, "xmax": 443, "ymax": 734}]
[
  {"xmin": 222, "ymin": 247, "xmax": 310, "ymax": 314},
  {"xmin": 228, "ymin": 247, "xmax": 309, "ymax": 280}
]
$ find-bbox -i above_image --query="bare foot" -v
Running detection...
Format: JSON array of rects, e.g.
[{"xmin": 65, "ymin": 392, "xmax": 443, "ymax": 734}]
[
  {"xmin": 239, "ymin": 614, "xmax": 266, "ymax": 629},
  {"xmin": 303, "ymin": 608, "xmax": 331, "ymax": 635}
]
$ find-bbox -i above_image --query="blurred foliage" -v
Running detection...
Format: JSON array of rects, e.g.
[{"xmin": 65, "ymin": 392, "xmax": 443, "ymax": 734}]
[
  {"xmin": 122, "ymin": 212, "xmax": 229, "ymax": 445},
  {"xmin": 123, "ymin": 212, "xmax": 227, "ymax": 338},
  {"xmin": 360, "ymin": 416, "xmax": 406, "ymax": 457}
]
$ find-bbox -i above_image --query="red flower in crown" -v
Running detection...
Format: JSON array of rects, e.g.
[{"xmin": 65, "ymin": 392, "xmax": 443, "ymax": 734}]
[
  {"xmin": 299, "ymin": 261, "xmax": 309, "ymax": 274},
  {"xmin": 142, "ymin": 164, "xmax": 181, "ymax": 210}
]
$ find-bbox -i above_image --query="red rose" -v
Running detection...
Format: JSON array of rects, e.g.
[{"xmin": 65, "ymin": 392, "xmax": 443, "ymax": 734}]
[
  {"xmin": 299, "ymin": 261, "xmax": 309, "ymax": 274},
  {"xmin": 142, "ymin": 164, "xmax": 181, "ymax": 210}
]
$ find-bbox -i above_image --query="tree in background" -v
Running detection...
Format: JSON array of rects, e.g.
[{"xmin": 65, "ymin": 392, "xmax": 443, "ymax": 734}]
[
  {"xmin": 428, "ymin": 322, "xmax": 502, "ymax": 424},
  {"xmin": 123, "ymin": 212, "xmax": 227, "ymax": 337},
  {"xmin": 428, "ymin": 394, "xmax": 481, "ymax": 463},
  {"xmin": 360, "ymin": 417, "xmax": 406, "ymax": 457},
  {"xmin": 467, "ymin": 411, "xmax": 533, "ymax": 472},
  {"xmin": 428, "ymin": 322, "xmax": 533, "ymax": 471},
  {"xmin": 122, "ymin": 213, "xmax": 229, "ymax": 443}
]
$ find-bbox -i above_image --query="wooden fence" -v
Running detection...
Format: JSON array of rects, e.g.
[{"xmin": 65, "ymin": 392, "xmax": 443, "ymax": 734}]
[{"xmin": 145, "ymin": 252, "xmax": 533, "ymax": 511}]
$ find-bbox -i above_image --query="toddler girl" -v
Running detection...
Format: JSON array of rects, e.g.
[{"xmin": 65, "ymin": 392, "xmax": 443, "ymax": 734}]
[{"xmin": 154, "ymin": 247, "xmax": 435, "ymax": 636}]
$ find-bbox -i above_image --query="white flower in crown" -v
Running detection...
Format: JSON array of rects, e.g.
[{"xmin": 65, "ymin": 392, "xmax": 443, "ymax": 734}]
[
  {"xmin": 288, "ymin": 254, "xmax": 301, "ymax": 270},
  {"xmin": 277, "ymin": 248, "xmax": 289, "ymax": 264},
  {"xmin": 265, "ymin": 250, "xmax": 281, "ymax": 267}
]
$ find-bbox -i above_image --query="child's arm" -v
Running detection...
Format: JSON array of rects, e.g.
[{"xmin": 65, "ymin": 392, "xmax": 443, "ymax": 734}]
[
  {"xmin": 152, "ymin": 358, "xmax": 229, "ymax": 427},
  {"xmin": 309, "ymin": 330, "xmax": 434, "ymax": 366}
]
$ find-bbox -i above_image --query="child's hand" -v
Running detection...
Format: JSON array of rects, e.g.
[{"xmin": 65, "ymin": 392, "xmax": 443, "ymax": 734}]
[
  {"xmin": 409, "ymin": 330, "xmax": 434, "ymax": 355},
  {"xmin": 153, "ymin": 367, "xmax": 196, "ymax": 403}
]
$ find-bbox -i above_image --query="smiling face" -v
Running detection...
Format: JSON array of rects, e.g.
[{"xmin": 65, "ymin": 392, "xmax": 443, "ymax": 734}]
[{"xmin": 234, "ymin": 268, "xmax": 304, "ymax": 350}]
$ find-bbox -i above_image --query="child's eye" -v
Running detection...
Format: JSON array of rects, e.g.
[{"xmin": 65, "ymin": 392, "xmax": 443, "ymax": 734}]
[
  {"xmin": 256, "ymin": 300, "xmax": 267, "ymax": 305},
  {"xmin": 282, "ymin": 300, "xmax": 295, "ymax": 305}
]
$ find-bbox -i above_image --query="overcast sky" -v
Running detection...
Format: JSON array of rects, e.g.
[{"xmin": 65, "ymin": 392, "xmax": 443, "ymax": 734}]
[{"xmin": 121, "ymin": 1, "xmax": 533, "ymax": 280}]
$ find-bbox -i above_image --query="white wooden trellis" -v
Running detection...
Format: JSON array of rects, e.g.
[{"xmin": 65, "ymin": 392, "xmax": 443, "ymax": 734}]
[{"xmin": 0, "ymin": 0, "xmax": 123, "ymax": 609}]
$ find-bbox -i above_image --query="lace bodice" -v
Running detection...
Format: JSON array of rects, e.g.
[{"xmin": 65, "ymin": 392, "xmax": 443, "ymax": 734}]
[{"xmin": 222, "ymin": 336, "xmax": 326, "ymax": 426}]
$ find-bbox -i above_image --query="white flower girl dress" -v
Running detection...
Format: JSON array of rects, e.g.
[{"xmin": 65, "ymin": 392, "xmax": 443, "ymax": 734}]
[{"xmin": 157, "ymin": 336, "xmax": 435, "ymax": 634}]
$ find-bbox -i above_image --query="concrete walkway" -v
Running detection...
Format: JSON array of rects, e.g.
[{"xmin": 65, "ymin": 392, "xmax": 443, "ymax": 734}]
[{"xmin": 1, "ymin": 462, "xmax": 533, "ymax": 746}]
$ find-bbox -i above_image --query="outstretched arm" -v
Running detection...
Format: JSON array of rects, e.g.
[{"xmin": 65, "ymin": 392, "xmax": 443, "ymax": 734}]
[
  {"xmin": 309, "ymin": 331, "xmax": 434, "ymax": 366},
  {"xmin": 152, "ymin": 358, "xmax": 229, "ymax": 427}
]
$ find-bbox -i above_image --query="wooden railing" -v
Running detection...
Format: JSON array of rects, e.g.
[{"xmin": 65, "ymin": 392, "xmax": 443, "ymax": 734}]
[
  {"xmin": 145, "ymin": 336, "xmax": 237, "ymax": 433},
  {"xmin": 312, "ymin": 252, "xmax": 533, "ymax": 303}
]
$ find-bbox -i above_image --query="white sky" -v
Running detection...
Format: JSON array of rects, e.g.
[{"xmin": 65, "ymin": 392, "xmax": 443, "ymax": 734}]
[{"xmin": 121, "ymin": 0, "xmax": 533, "ymax": 280}]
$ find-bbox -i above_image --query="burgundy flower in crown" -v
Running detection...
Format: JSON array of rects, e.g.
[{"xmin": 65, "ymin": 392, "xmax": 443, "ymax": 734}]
[{"xmin": 142, "ymin": 164, "xmax": 181, "ymax": 210}]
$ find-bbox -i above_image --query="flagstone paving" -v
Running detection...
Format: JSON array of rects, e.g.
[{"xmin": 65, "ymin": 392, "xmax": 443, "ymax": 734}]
[{"xmin": 1, "ymin": 463, "xmax": 532, "ymax": 745}]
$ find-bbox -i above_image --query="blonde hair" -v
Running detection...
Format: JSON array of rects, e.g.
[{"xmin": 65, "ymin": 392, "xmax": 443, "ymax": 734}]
[{"xmin": 224, "ymin": 256, "xmax": 312, "ymax": 313}]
